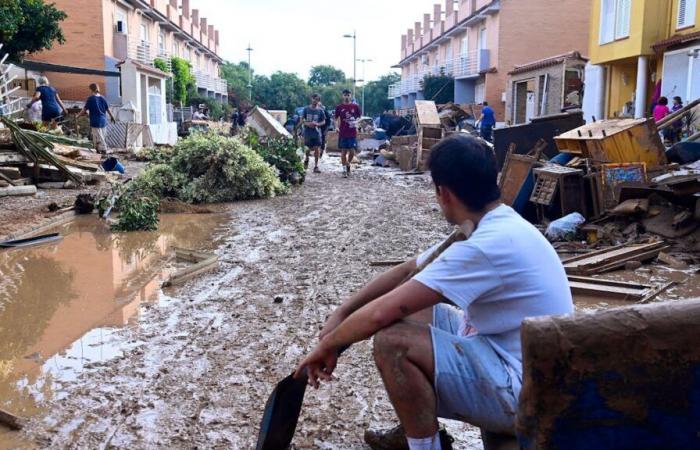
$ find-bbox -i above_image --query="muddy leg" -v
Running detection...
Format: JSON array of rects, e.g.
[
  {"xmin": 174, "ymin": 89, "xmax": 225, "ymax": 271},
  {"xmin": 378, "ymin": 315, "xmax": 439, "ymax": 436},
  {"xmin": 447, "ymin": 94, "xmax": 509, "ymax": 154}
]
[{"xmin": 373, "ymin": 321, "xmax": 438, "ymax": 439}]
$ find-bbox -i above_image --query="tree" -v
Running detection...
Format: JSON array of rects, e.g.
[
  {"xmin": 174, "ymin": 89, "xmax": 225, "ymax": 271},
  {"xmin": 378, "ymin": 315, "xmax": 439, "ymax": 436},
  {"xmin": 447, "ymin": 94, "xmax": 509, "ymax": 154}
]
[
  {"xmin": 308, "ymin": 65, "xmax": 346, "ymax": 87},
  {"xmin": 220, "ymin": 61, "xmax": 254, "ymax": 108},
  {"xmin": 253, "ymin": 71, "xmax": 310, "ymax": 114},
  {"xmin": 422, "ymin": 74, "xmax": 455, "ymax": 105},
  {"xmin": 362, "ymin": 73, "xmax": 401, "ymax": 116},
  {"xmin": 0, "ymin": 0, "xmax": 67, "ymax": 62}
]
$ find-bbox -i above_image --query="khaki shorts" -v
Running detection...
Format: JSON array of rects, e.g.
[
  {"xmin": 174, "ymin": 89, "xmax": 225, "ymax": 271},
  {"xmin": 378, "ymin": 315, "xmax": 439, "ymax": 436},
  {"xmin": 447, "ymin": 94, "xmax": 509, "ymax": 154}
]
[{"xmin": 91, "ymin": 127, "xmax": 108, "ymax": 153}]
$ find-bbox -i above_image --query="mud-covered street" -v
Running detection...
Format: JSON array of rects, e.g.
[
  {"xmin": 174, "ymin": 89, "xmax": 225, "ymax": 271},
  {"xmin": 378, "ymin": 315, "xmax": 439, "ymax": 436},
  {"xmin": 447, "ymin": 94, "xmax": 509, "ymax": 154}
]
[{"xmin": 7, "ymin": 158, "xmax": 482, "ymax": 449}]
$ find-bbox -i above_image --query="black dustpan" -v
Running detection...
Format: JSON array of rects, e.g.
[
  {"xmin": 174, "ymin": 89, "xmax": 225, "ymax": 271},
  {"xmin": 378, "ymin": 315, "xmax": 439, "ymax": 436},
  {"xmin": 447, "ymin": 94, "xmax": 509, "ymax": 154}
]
[{"xmin": 255, "ymin": 370, "xmax": 308, "ymax": 450}]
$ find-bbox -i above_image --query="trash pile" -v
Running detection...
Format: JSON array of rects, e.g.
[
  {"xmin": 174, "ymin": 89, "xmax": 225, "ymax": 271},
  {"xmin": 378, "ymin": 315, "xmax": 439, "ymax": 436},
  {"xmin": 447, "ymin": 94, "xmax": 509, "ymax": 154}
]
[{"xmin": 0, "ymin": 117, "xmax": 109, "ymax": 198}]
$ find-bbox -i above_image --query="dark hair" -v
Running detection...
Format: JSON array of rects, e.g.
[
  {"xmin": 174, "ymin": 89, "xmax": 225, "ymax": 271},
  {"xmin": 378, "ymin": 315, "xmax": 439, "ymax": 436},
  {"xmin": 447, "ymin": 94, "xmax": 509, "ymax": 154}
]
[
  {"xmin": 483, "ymin": 101, "xmax": 489, "ymax": 106},
  {"xmin": 89, "ymin": 83, "xmax": 99, "ymax": 93},
  {"xmin": 673, "ymin": 96, "xmax": 682, "ymax": 104},
  {"xmin": 428, "ymin": 134, "xmax": 500, "ymax": 211},
  {"xmin": 658, "ymin": 96, "xmax": 668, "ymax": 106},
  {"xmin": 311, "ymin": 93, "xmax": 321, "ymax": 100},
  {"xmin": 342, "ymin": 89, "xmax": 351, "ymax": 95}
]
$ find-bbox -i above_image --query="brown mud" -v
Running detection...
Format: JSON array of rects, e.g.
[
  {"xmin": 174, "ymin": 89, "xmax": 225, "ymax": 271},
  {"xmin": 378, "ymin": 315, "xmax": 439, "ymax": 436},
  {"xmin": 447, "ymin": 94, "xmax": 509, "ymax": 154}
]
[{"xmin": 1, "ymin": 156, "xmax": 697, "ymax": 449}]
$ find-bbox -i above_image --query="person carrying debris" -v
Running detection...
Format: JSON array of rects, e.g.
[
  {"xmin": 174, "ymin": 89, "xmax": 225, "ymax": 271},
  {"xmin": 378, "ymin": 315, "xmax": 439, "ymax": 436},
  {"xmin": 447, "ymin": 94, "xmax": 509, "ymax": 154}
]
[
  {"xmin": 302, "ymin": 93, "xmax": 326, "ymax": 174},
  {"xmin": 477, "ymin": 101, "xmax": 496, "ymax": 142},
  {"xmin": 78, "ymin": 83, "xmax": 115, "ymax": 154},
  {"xmin": 335, "ymin": 89, "xmax": 361, "ymax": 177},
  {"xmin": 295, "ymin": 134, "xmax": 573, "ymax": 450},
  {"xmin": 27, "ymin": 76, "xmax": 68, "ymax": 130}
]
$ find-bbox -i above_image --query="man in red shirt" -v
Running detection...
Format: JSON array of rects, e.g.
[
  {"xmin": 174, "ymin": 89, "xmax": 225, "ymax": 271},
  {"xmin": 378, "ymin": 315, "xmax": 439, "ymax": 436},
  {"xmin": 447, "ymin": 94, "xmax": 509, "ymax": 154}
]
[{"xmin": 335, "ymin": 89, "xmax": 361, "ymax": 177}]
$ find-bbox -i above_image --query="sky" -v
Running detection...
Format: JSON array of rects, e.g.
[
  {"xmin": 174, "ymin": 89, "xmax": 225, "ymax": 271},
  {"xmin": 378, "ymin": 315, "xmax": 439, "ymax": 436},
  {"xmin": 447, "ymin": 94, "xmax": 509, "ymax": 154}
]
[{"xmin": 192, "ymin": 0, "xmax": 432, "ymax": 82}]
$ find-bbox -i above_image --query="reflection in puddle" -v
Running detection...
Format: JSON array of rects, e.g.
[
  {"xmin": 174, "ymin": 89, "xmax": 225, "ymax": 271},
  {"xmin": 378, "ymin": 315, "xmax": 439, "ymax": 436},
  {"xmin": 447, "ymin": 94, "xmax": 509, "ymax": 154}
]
[{"xmin": 0, "ymin": 214, "xmax": 227, "ymax": 447}]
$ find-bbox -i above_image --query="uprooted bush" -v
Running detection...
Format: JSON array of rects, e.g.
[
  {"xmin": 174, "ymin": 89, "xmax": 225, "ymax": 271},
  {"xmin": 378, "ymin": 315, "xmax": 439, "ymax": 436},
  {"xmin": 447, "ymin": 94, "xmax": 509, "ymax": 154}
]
[
  {"xmin": 241, "ymin": 129, "xmax": 305, "ymax": 185},
  {"xmin": 104, "ymin": 132, "xmax": 285, "ymax": 231}
]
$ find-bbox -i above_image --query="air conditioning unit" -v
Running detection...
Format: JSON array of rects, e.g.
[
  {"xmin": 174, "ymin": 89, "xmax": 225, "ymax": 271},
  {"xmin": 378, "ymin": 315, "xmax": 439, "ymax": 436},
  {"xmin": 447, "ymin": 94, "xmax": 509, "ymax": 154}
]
[{"xmin": 116, "ymin": 21, "xmax": 125, "ymax": 33}]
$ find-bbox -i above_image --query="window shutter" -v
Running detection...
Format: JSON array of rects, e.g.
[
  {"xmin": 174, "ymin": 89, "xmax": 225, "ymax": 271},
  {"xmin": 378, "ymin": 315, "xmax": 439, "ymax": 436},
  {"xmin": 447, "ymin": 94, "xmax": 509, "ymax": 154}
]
[
  {"xmin": 615, "ymin": 0, "xmax": 631, "ymax": 39},
  {"xmin": 679, "ymin": 0, "xmax": 697, "ymax": 28},
  {"xmin": 600, "ymin": 0, "xmax": 616, "ymax": 44}
]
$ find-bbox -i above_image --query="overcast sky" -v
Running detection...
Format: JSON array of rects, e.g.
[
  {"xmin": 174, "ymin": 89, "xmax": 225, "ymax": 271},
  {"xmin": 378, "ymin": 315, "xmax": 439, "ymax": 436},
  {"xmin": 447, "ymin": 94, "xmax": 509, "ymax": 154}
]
[{"xmin": 192, "ymin": 0, "xmax": 431, "ymax": 82}]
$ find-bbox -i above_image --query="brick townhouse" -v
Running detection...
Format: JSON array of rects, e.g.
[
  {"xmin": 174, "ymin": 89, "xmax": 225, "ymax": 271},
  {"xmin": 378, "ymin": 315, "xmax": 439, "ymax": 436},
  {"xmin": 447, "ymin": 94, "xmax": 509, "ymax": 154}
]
[
  {"xmin": 23, "ymin": 0, "xmax": 227, "ymax": 140},
  {"xmin": 389, "ymin": 0, "xmax": 590, "ymax": 123}
]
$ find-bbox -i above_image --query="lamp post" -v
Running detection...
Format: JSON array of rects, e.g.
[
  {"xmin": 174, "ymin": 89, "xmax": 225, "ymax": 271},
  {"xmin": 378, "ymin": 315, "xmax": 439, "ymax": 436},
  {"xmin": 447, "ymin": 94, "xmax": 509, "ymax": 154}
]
[
  {"xmin": 246, "ymin": 44, "xmax": 253, "ymax": 103},
  {"xmin": 356, "ymin": 58, "xmax": 373, "ymax": 115},
  {"xmin": 343, "ymin": 31, "xmax": 357, "ymax": 101}
]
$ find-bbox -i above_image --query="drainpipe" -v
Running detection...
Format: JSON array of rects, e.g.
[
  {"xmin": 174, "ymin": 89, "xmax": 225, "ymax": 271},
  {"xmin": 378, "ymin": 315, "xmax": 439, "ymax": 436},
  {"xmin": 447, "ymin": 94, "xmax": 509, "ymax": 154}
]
[{"xmin": 634, "ymin": 56, "xmax": 648, "ymax": 119}]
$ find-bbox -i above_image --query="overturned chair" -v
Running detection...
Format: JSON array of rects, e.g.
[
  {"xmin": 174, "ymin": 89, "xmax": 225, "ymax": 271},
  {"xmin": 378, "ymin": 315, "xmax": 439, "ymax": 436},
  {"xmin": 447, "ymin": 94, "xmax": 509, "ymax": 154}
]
[{"xmin": 515, "ymin": 298, "xmax": 700, "ymax": 450}]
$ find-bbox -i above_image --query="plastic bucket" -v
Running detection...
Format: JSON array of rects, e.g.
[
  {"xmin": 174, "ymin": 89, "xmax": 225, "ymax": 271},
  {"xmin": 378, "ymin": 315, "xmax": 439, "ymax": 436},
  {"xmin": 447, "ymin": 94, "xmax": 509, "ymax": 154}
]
[{"xmin": 102, "ymin": 157, "xmax": 125, "ymax": 174}]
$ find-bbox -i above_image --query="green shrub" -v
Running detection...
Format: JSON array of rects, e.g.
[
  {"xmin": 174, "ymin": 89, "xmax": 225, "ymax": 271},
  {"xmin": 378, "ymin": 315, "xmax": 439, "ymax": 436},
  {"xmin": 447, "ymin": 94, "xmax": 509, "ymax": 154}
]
[
  {"xmin": 172, "ymin": 132, "xmax": 285, "ymax": 203},
  {"xmin": 128, "ymin": 163, "xmax": 186, "ymax": 199},
  {"xmin": 242, "ymin": 129, "xmax": 305, "ymax": 185},
  {"xmin": 112, "ymin": 193, "xmax": 160, "ymax": 232}
]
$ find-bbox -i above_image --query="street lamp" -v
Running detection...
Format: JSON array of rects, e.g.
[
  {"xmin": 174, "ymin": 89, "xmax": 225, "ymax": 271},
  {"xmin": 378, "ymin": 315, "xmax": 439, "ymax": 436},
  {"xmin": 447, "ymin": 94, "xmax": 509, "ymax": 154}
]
[
  {"xmin": 343, "ymin": 31, "xmax": 356, "ymax": 101},
  {"xmin": 246, "ymin": 44, "xmax": 254, "ymax": 103},
  {"xmin": 356, "ymin": 58, "xmax": 373, "ymax": 115}
]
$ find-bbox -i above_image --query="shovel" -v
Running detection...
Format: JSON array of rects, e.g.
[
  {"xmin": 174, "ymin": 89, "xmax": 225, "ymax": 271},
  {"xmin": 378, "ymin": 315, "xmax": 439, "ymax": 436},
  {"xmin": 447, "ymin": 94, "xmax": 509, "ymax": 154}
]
[{"xmin": 255, "ymin": 226, "xmax": 470, "ymax": 450}]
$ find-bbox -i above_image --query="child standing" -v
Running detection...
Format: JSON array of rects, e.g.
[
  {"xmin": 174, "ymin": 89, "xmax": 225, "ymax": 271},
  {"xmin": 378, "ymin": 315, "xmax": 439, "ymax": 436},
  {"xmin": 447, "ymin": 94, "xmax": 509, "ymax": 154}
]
[{"xmin": 78, "ymin": 83, "xmax": 115, "ymax": 154}]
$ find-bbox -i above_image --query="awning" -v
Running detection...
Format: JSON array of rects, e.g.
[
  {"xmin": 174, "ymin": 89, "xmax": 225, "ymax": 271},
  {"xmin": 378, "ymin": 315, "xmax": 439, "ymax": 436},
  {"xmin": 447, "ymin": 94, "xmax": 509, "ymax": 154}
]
[
  {"xmin": 19, "ymin": 60, "xmax": 121, "ymax": 77},
  {"xmin": 652, "ymin": 30, "xmax": 700, "ymax": 51}
]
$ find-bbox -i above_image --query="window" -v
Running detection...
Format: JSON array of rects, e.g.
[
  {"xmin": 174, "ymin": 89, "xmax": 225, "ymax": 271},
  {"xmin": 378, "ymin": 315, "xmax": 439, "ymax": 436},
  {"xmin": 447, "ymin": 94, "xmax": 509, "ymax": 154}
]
[
  {"xmin": 158, "ymin": 32, "xmax": 165, "ymax": 54},
  {"xmin": 116, "ymin": 8, "xmax": 128, "ymax": 34},
  {"xmin": 140, "ymin": 22, "xmax": 149, "ymax": 44},
  {"xmin": 678, "ymin": 0, "xmax": 697, "ymax": 28},
  {"xmin": 460, "ymin": 35, "xmax": 469, "ymax": 57},
  {"xmin": 148, "ymin": 78, "xmax": 162, "ymax": 125},
  {"xmin": 172, "ymin": 41, "xmax": 179, "ymax": 57},
  {"xmin": 600, "ymin": 0, "xmax": 631, "ymax": 44},
  {"xmin": 478, "ymin": 27, "xmax": 487, "ymax": 50}
]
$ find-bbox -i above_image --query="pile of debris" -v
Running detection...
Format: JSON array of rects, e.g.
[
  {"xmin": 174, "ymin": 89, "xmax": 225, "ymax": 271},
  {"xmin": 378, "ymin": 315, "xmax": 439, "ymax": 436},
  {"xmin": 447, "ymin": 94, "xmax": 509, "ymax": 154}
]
[{"xmin": 0, "ymin": 117, "xmax": 107, "ymax": 197}]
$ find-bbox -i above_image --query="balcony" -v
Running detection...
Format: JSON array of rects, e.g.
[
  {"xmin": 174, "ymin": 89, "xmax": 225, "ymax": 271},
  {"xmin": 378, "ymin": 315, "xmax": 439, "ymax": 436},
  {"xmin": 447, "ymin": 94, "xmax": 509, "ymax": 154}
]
[
  {"xmin": 387, "ymin": 49, "xmax": 491, "ymax": 98},
  {"xmin": 192, "ymin": 69, "xmax": 228, "ymax": 95},
  {"xmin": 123, "ymin": 39, "xmax": 172, "ymax": 73}
]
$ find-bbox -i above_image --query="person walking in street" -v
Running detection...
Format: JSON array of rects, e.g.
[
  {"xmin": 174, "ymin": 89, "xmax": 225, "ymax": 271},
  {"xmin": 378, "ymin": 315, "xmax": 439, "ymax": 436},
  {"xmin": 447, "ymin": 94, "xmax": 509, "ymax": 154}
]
[
  {"xmin": 27, "ymin": 76, "xmax": 68, "ymax": 130},
  {"xmin": 653, "ymin": 97, "xmax": 671, "ymax": 144},
  {"xmin": 670, "ymin": 96, "xmax": 684, "ymax": 143},
  {"xmin": 319, "ymin": 102, "xmax": 331, "ymax": 157},
  {"xmin": 294, "ymin": 134, "xmax": 573, "ymax": 450},
  {"xmin": 302, "ymin": 94, "xmax": 326, "ymax": 173},
  {"xmin": 78, "ymin": 83, "xmax": 115, "ymax": 154},
  {"xmin": 478, "ymin": 101, "xmax": 496, "ymax": 142},
  {"xmin": 335, "ymin": 89, "xmax": 361, "ymax": 177}
]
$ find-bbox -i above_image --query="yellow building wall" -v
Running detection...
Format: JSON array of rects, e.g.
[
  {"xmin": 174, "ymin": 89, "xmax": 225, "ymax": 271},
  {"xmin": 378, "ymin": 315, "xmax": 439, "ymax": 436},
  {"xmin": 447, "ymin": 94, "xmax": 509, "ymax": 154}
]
[
  {"xmin": 589, "ymin": 0, "xmax": 670, "ymax": 65},
  {"xmin": 606, "ymin": 60, "xmax": 638, "ymax": 117},
  {"xmin": 670, "ymin": 0, "xmax": 700, "ymax": 35}
]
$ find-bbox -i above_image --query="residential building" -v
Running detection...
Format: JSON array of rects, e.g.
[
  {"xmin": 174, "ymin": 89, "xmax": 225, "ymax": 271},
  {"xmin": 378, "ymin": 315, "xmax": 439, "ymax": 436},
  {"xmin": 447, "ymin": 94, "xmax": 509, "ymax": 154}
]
[
  {"xmin": 24, "ymin": 0, "xmax": 227, "ymax": 138},
  {"xmin": 586, "ymin": 0, "xmax": 698, "ymax": 121},
  {"xmin": 388, "ymin": 0, "xmax": 591, "ymax": 123},
  {"xmin": 506, "ymin": 52, "xmax": 588, "ymax": 125}
]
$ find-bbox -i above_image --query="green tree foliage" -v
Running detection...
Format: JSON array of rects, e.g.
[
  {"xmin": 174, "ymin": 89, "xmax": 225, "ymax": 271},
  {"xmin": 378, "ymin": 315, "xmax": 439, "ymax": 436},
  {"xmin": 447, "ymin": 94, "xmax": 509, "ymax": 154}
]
[
  {"xmin": 316, "ymin": 81, "xmax": 353, "ymax": 113},
  {"xmin": 362, "ymin": 73, "xmax": 401, "ymax": 116},
  {"xmin": 308, "ymin": 65, "xmax": 346, "ymax": 87},
  {"xmin": 220, "ymin": 61, "xmax": 254, "ymax": 108},
  {"xmin": 254, "ymin": 71, "xmax": 310, "ymax": 114},
  {"xmin": 0, "ymin": 0, "xmax": 67, "ymax": 62},
  {"xmin": 422, "ymin": 74, "xmax": 455, "ymax": 105},
  {"xmin": 171, "ymin": 56, "xmax": 195, "ymax": 106}
]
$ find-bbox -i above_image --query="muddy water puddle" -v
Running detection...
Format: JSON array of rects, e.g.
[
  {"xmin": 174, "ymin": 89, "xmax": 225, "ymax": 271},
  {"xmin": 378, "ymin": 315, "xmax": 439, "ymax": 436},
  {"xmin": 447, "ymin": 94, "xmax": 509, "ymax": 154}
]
[{"xmin": 0, "ymin": 214, "xmax": 228, "ymax": 447}]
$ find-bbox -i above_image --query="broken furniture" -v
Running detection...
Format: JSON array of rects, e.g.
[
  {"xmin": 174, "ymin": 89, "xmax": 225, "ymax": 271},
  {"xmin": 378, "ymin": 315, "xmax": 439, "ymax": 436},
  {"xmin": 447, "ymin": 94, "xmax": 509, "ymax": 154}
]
[
  {"xmin": 555, "ymin": 118, "xmax": 667, "ymax": 167},
  {"xmin": 246, "ymin": 106, "xmax": 292, "ymax": 139},
  {"xmin": 567, "ymin": 275, "xmax": 671, "ymax": 303},
  {"xmin": 414, "ymin": 100, "xmax": 443, "ymax": 171},
  {"xmin": 518, "ymin": 298, "xmax": 700, "ymax": 449},
  {"xmin": 530, "ymin": 165, "xmax": 584, "ymax": 220},
  {"xmin": 499, "ymin": 140, "xmax": 546, "ymax": 206}
]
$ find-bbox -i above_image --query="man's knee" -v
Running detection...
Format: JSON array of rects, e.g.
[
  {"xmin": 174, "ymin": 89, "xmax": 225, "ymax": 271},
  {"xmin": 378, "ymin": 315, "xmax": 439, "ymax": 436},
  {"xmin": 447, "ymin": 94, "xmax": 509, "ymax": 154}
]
[{"xmin": 373, "ymin": 323, "xmax": 411, "ymax": 362}]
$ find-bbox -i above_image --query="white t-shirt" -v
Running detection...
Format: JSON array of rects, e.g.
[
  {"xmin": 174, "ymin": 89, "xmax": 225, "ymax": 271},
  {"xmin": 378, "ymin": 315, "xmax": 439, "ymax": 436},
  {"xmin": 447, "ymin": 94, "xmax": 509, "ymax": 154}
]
[{"xmin": 414, "ymin": 204, "xmax": 573, "ymax": 395}]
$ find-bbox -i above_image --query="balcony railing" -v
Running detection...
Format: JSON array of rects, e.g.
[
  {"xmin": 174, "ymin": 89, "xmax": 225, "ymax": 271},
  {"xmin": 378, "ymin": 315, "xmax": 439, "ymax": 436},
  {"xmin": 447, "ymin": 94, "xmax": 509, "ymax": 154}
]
[
  {"xmin": 387, "ymin": 50, "xmax": 490, "ymax": 98},
  {"xmin": 192, "ymin": 69, "xmax": 228, "ymax": 95},
  {"xmin": 127, "ymin": 40, "xmax": 173, "ymax": 72}
]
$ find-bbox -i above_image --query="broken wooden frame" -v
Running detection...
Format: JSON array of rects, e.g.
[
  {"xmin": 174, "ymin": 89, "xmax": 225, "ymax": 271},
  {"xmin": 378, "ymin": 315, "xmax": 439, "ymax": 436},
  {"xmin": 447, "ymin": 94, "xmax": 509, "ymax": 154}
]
[
  {"xmin": 499, "ymin": 139, "xmax": 546, "ymax": 206},
  {"xmin": 162, "ymin": 248, "xmax": 218, "ymax": 287},
  {"xmin": 568, "ymin": 275, "xmax": 673, "ymax": 303},
  {"xmin": 562, "ymin": 241, "xmax": 670, "ymax": 275}
]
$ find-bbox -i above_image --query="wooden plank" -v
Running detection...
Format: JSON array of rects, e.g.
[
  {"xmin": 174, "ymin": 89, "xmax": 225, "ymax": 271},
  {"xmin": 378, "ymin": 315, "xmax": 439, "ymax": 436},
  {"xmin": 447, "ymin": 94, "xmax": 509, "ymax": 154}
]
[
  {"xmin": 499, "ymin": 153, "xmax": 541, "ymax": 206},
  {"xmin": 0, "ymin": 185, "xmax": 36, "ymax": 197},
  {"xmin": 0, "ymin": 167, "xmax": 21, "ymax": 179},
  {"xmin": 414, "ymin": 100, "xmax": 441, "ymax": 127},
  {"xmin": 563, "ymin": 242, "xmax": 668, "ymax": 275},
  {"xmin": 162, "ymin": 248, "xmax": 218, "ymax": 287},
  {"xmin": 0, "ymin": 408, "xmax": 25, "ymax": 430}
]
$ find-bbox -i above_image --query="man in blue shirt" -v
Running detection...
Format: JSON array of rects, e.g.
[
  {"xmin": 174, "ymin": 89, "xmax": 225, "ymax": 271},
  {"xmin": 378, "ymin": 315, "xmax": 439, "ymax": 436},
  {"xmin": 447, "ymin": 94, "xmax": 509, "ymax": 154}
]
[
  {"xmin": 78, "ymin": 83, "xmax": 115, "ymax": 154},
  {"xmin": 478, "ymin": 102, "xmax": 496, "ymax": 143}
]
